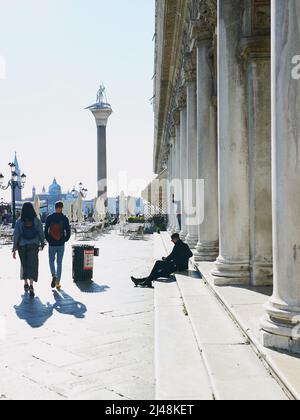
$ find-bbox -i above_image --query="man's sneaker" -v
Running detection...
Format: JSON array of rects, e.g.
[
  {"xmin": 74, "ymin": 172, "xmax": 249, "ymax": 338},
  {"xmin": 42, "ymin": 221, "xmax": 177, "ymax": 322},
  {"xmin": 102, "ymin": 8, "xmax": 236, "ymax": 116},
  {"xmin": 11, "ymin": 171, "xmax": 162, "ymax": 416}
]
[
  {"xmin": 56, "ymin": 281, "xmax": 61, "ymax": 290},
  {"xmin": 51, "ymin": 276, "xmax": 57, "ymax": 289}
]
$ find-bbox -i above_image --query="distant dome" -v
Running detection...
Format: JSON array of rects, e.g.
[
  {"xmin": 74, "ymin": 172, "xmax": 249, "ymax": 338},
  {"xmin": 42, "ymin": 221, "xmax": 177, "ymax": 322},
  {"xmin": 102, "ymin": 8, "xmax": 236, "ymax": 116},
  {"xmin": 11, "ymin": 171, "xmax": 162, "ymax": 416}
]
[{"xmin": 49, "ymin": 178, "xmax": 62, "ymax": 196}]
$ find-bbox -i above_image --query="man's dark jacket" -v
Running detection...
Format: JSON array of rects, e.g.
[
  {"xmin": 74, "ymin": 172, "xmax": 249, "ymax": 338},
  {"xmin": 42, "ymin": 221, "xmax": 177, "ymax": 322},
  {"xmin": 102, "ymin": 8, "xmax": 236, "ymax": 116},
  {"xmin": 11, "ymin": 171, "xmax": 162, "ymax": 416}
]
[
  {"xmin": 166, "ymin": 240, "xmax": 193, "ymax": 271},
  {"xmin": 45, "ymin": 213, "xmax": 71, "ymax": 247}
]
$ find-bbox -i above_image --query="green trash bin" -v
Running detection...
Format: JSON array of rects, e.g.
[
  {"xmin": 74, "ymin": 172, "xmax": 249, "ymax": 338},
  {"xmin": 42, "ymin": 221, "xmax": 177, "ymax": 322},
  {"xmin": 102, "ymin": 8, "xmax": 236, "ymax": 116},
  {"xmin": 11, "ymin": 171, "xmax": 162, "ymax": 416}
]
[{"xmin": 72, "ymin": 245, "xmax": 99, "ymax": 282}]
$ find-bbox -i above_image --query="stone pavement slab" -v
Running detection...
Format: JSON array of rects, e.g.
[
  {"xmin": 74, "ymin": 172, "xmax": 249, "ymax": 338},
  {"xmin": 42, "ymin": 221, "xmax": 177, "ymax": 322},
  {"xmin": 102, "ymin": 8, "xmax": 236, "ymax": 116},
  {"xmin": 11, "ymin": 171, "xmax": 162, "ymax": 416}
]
[{"xmin": 0, "ymin": 232, "xmax": 155, "ymax": 400}]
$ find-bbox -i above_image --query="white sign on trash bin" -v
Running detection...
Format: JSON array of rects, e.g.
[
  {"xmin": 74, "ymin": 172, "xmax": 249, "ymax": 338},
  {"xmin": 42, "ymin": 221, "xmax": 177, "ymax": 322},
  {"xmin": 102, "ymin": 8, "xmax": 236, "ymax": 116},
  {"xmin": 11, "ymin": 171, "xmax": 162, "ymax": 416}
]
[{"xmin": 84, "ymin": 250, "xmax": 94, "ymax": 271}]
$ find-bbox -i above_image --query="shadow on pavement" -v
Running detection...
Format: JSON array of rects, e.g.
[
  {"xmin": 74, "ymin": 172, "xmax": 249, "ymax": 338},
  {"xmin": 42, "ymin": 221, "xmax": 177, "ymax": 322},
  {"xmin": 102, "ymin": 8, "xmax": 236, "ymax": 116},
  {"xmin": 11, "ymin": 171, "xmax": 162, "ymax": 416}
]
[
  {"xmin": 53, "ymin": 290, "xmax": 87, "ymax": 319},
  {"xmin": 14, "ymin": 294, "xmax": 54, "ymax": 328},
  {"xmin": 74, "ymin": 281, "xmax": 110, "ymax": 294}
]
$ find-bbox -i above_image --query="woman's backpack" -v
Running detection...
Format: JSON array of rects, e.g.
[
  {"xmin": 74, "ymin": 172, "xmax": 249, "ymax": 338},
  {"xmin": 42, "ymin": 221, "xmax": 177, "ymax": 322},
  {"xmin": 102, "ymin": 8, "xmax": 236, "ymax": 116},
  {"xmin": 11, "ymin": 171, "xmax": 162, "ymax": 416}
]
[{"xmin": 22, "ymin": 219, "xmax": 38, "ymax": 240}]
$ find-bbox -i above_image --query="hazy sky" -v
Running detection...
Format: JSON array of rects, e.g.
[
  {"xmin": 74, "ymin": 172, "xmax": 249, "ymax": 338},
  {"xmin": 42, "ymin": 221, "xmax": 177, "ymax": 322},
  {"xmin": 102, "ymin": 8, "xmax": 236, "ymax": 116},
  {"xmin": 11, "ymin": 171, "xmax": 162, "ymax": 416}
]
[{"xmin": 0, "ymin": 0, "xmax": 155, "ymax": 201}]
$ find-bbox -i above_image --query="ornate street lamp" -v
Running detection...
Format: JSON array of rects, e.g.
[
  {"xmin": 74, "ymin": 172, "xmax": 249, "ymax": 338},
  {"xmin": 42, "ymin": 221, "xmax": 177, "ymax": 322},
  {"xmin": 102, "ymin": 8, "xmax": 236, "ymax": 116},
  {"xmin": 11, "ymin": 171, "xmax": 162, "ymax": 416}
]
[{"xmin": 0, "ymin": 163, "xmax": 27, "ymax": 227}]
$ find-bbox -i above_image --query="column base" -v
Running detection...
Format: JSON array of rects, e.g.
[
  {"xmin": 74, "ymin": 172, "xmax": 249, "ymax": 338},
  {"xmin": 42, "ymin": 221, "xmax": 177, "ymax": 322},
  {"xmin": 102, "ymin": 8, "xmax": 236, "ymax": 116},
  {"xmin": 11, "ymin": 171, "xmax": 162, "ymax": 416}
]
[
  {"xmin": 261, "ymin": 298, "xmax": 300, "ymax": 354},
  {"xmin": 211, "ymin": 257, "xmax": 250, "ymax": 286},
  {"xmin": 185, "ymin": 234, "xmax": 198, "ymax": 249},
  {"xmin": 251, "ymin": 262, "xmax": 273, "ymax": 286},
  {"xmin": 194, "ymin": 241, "xmax": 219, "ymax": 262},
  {"xmin": 261, "ymin": 319, "xmax": 300, "ymax": 355}
]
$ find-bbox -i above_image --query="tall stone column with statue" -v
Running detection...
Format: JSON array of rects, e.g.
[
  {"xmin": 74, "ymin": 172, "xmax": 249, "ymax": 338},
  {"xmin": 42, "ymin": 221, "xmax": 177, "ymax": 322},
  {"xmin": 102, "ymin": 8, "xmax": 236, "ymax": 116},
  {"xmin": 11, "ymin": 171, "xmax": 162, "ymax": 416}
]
[{"xmin": 86, "ymin": 84, "xmax": 113, "ymax": 211}]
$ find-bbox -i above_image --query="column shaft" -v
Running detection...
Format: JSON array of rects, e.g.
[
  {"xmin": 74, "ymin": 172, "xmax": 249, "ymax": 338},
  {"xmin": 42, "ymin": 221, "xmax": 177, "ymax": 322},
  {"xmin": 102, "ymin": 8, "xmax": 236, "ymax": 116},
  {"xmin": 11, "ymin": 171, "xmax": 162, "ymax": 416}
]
[
  {"xmin": 211, "ymin": 0, "xmax": 250, "ymax": 285},
  {"xmin": 174, "ymin": 123, "xmax": 181, "ymax": 233},
  {"xmin": 97, "ymin": 126, "xmax": 107, "ymax": 201},
  {"xmin": 194, "ymin": 36, "xmax": 219, "ymax": 262},
  {"xmin": 180, "ymin": 107, "xmax": 188, "ymax": 240},
  {"xmin": 261, "ymin": 0, "xmax": 300, "ymax": 354},
  {"xmin": 168, "ymin": 142, "xmax": 175, "ymax": 232},
  {"xmin": 247, "ymin": 55, "xmax": 273, "ymax": 286},
  {"xmin": 167, "ymin": 149, "xmax": 172, "ymax": 231},
  {"xmin": 186, "ymin": 79, "xmax": 199, "ymax": 248}
]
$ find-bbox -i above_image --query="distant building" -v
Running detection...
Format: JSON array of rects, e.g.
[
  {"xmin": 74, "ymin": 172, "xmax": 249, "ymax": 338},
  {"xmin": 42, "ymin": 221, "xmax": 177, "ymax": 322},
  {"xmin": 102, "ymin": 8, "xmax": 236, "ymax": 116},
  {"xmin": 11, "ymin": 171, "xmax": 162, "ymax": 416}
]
[
  {"xmin": 28, "ymin": 178, "xmax": 68, "ymax": 214},
  {"xmin": 107, "ymin": 196, "xmax": 144, "ymax": 216},
  {"xmin": 25, "ymin": 179, "xmax": 94, "ymax": 218}
]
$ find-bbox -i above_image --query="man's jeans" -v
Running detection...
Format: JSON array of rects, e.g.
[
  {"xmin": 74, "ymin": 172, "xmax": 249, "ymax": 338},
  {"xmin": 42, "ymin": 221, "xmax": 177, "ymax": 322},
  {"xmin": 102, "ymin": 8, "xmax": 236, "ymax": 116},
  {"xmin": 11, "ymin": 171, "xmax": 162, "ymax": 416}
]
[{"xmin": 49, "ymin": 246, "xmax": 65, "ymax": 281}]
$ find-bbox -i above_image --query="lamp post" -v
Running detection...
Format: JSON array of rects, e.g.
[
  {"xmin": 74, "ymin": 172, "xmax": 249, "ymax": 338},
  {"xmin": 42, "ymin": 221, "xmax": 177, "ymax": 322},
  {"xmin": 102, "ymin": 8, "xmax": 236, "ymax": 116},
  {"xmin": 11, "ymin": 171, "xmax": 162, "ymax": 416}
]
[{"xmin": 0, "ymin": 163, "xmax": 27, "ymax": 228}]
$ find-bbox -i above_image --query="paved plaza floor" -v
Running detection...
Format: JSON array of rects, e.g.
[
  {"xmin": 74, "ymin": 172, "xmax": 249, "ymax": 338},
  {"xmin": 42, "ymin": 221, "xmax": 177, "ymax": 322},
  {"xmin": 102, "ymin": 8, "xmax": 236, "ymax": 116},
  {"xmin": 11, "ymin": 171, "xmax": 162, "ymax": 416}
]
[
  {"xmin": 0, "ymin": 231, "xmax": 155, "ymax": 400},
  {"xmin": 0, "ymin": 230, "xmax": 295, "ymax": 400}
]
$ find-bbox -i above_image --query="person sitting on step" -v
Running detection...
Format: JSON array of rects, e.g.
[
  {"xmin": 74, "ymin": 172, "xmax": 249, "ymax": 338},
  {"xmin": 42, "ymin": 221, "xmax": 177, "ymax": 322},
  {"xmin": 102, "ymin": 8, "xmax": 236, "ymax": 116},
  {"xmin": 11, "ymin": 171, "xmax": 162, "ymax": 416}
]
[{"xmin": 131, "ymin": 233, "xmax": 193, "ymax": 288}]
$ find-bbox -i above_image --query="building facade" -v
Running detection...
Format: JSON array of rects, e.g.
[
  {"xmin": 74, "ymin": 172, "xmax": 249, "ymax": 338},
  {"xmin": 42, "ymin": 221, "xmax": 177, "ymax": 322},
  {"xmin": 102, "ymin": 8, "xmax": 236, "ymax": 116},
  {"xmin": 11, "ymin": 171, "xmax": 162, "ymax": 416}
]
[
  {"xmin": 30, "ymin": 179, "xmax": 68, "ymax": 215},
  {"xmin": 27, "ymin": 179, "xmax": 94, "ymax": 219},
  {"xmin": 152, "ymin": 0, "xmax": 300, "ymax": 354}
]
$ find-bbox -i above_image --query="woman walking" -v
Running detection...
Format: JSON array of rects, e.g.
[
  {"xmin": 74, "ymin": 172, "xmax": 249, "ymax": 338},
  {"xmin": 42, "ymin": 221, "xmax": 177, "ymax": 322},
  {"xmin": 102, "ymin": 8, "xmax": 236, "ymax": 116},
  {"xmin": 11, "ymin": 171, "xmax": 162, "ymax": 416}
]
[{"xmin": 13, "ymin": 202, "xmax": 45, "ymax": 298}]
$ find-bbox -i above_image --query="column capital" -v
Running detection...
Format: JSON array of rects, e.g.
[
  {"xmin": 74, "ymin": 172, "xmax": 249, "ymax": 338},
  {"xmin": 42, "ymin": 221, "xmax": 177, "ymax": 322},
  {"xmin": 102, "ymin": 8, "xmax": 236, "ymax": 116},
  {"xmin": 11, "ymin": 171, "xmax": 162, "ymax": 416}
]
[
  {"xmin": 239, "ymin": 36, "xmax": 270, "ymax": 61},
  {"xmin": 191, "ymin": 22, "xmax": 212, "ymax": 45},
  {"xmin": 190, "ymin": 0, "xmax": 217, "ymax": 42},
  {"xmin": 184, "ymin": 51, "xmax": 197, "ymax": 83}
]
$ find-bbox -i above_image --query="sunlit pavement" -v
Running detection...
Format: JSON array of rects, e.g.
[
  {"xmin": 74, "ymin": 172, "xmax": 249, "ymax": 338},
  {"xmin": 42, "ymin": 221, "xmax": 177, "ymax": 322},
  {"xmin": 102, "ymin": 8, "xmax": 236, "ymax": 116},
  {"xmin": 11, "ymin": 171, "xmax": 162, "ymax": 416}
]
[{"xmin": 0, "ymin": 231, "xmax": 155, "ymax": 400}]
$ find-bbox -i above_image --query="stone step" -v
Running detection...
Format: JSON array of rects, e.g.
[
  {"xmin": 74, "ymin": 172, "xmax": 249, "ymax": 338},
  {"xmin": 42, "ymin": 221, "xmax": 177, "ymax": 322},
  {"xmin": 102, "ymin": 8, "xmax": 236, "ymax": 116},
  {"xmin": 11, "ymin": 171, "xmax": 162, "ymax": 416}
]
[
  {"xmin": 153, "ymin": 233, "xmax": 213, "ymax": 400},
  {"xmin": 155, "ymin": 232, "xmax": 289, "ymax": 400},
  {"xmin": 193, "ymin": 260, "xmax": 300, "ymax": 400},
  {"xmin": 154, "ymin": 280, "xmax": 214, "ymax": 400}
]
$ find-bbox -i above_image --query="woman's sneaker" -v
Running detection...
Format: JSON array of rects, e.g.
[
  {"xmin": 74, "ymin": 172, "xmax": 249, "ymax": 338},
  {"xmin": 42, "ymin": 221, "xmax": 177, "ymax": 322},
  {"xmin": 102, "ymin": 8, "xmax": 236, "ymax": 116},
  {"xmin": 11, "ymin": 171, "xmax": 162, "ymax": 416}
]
[
  {"xmin": 24, "ymin": 283, "xmax": 30, "ymax": 292},
  {"xmin": 29, "ymin": 286, "xmax": 35, "ymax": 298},
  {"xmin": 51, "ymin": 276, "xmax": 57, "ymax": 289}
]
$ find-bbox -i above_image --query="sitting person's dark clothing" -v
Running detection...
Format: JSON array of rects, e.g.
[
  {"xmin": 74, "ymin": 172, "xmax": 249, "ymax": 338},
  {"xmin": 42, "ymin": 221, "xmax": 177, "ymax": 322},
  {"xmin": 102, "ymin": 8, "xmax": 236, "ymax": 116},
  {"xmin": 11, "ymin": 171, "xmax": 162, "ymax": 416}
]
[{"xmin": 131, "ymin": 234, "xmax": 193, "ymax": 288}]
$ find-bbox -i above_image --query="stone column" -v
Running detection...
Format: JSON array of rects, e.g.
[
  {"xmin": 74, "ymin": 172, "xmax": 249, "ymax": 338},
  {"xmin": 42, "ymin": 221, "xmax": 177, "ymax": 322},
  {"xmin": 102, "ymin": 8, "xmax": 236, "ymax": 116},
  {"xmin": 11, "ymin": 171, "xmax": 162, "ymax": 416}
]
[
  {"xmin": 179, "ymin": 93, "xmax": 188, "ymax": 240},
  {"xmin": 185, "ymin": 54, "xmax": 199, "ymax": 248},
  {"xmin": 173, "ymin": 111, "xmax": 181, "ymax": 233},
  {"xmin": 193, "ymin": 30, "xmax": 219, "ymax": 262},
  {"xmin": 211, "ymin": 0, "xmax": 250, "ymax": 285},
  {"xmin": 241, "ymin": 37, "xmax": 272, "ymax": 286},
  {"xmin": 167, "ymin": 139, "xmax": 175, "ymax": 232},
  {"xmin": 166, "ymin": 145, "xmax": 172, "ymax": 231},
  {"xmin": 97, "ymin": 126, "xmax": 108, "ymax": 200},
  {"xmin": 87, "ymin": 92, "xmax": 112, "ymax": 205},
  {"xmin": 261, "ymin": 0, "xmax": 300, "ymax": 354}
]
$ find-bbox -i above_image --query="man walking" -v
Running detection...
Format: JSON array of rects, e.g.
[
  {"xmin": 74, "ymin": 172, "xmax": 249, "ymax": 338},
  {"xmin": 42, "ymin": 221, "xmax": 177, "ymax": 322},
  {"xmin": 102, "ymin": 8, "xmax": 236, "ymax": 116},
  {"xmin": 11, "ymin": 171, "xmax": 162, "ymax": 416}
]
[
  {"xmin": 131, "ymin": 233, "xmax": 193, "ymax": 288},
  {"xmin": 45, "ymin": 201, "xmax": 71, "ymax": 290}
]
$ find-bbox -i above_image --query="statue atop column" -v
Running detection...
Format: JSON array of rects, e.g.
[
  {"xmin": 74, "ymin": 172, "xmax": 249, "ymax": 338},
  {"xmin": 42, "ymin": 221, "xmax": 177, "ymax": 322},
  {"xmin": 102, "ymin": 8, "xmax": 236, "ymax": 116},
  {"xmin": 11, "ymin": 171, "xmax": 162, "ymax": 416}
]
[{"xmin": 96, "ymin": 84, "xmax": 106, "ymax": 105}]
